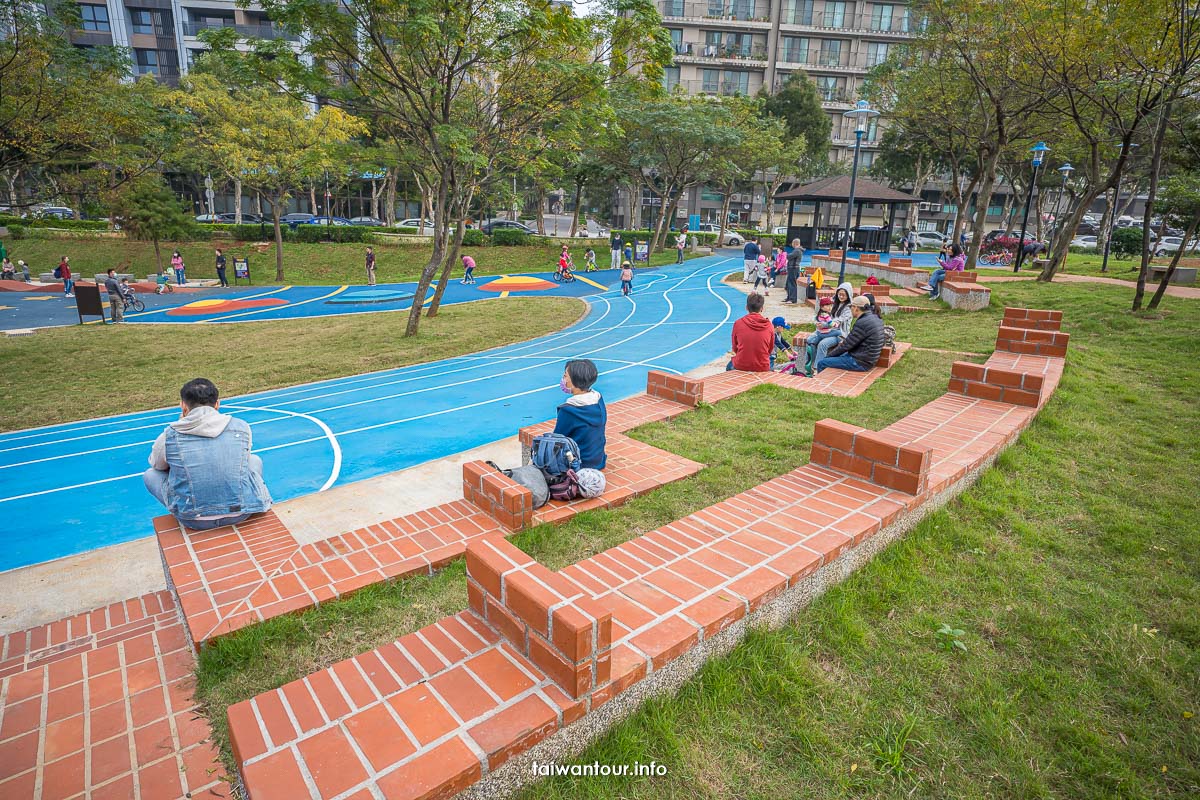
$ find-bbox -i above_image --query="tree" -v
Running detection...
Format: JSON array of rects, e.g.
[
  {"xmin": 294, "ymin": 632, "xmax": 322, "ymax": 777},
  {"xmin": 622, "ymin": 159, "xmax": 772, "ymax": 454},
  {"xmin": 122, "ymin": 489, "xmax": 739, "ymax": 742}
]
[
  {"xmin": 1148, "ymin": 174, "xmax": 1200, "ymax": 309},
  {"xmin": 871, "ymin": 129, "xmax": 940, "ymax": 231},
  {"xmin": 110, "ymin": 178, "xmax": 196, "ymax": 274},
  {"xmin": 256, "ymin": 0, "xmax": 670, "ymax": 336},
  {"xmin": 761, "ymin": 71, "xmax": 831, "ymax": 169},
  {"xmin": 178, "ymin": 75, "xmax": 365, "ymax": 281}
]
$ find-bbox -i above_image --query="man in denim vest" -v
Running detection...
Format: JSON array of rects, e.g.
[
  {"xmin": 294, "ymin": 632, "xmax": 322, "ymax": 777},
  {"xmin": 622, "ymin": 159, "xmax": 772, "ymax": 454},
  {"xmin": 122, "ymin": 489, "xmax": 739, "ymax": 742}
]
[{"xmin": 143, "ymin": 378, "xmax": 272, "ymax": 530}]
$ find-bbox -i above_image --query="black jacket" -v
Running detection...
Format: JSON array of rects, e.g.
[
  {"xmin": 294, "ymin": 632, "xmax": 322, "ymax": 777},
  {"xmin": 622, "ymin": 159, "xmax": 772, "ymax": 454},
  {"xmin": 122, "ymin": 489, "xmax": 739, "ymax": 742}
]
[
  {"xmin": 828, "ymin": 311, "xmax": 884, "ymax": 368},
  {"xmin": 786, "ymin": 247, "xmax": 804, "ymax": 274}
]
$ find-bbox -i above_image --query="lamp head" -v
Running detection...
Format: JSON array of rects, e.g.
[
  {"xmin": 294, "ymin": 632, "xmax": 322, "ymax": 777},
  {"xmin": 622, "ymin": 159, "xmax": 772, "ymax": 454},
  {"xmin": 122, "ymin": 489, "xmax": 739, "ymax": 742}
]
[
  {"xmin": 844, "ymin": 99, "xmax": 881, "ymax": 133},
  {"xmin": 1058, "ymin": 162, "xmax": 1074, "ymax": 180},
  {"xmin": 1030, "ymin": 141, "xmax": 1049, "ymax": 167}
]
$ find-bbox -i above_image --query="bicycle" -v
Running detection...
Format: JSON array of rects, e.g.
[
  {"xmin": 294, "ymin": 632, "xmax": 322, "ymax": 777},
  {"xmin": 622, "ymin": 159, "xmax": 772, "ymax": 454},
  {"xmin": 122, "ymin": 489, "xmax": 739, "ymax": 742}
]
[
  {"xmin": 154, "ymin": 274, "xmax": 174, "ymax": 294},
  {"xmin": 551, "ymin": 267, "xmax": 576, "ymax": 283},
  {"xmin": 122, "ymin": 292, "xmax": 145, "ymax": 312}
]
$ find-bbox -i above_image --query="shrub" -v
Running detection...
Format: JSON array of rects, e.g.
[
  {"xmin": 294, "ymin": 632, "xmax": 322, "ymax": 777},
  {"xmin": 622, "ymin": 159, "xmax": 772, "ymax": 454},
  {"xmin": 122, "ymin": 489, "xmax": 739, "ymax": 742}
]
[
  {"xmin": 6, "ymin": 224, "xmax": 25, "ymax": 239},
  {"xmin": 287, "ymin": 224, "xmax": 373, "ymax": 244},
  {"xmin": 461, "ymin": 228, "xmax": 486, "ymax": 246},
  {"xmin": 392, "ymin": 226, "xmax": 419, "ymax": 234},
  {"xmin": 491, "ymin": 228, "xmax": 531, "ymax": 246},
  {"xmin": 0, "ymin": 214, "xmax": 110, "ymax": 231},
  {"xmin": 1110, "ymin": 227, "xmax": 1145, "ymax": 259}
]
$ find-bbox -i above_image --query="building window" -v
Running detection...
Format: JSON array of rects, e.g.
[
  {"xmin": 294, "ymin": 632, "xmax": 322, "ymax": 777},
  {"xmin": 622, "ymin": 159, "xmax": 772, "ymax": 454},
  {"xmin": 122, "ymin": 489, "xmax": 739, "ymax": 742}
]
[
  {"xmin": 187, "ymin": 48, "xmax": 207, "ymax": 68},
  {"xmin": 130, "ymin": 9, "xmax": 153, "ymax": 34},
  {"xmin": 785, "ymin": 0, "xmax": 814, "ymax": 25},
  {"xmin": 664, "ymin": 0, "xmax": 684, "ymax": 16},
  {"xmin": 866, "ymin": 41, "xmax": 890, "ymax": 66},
  {"xmin": 871, "ymin": 4, "xmax": 894, "ymax": 31},
  {"xmin": 702, "ymin": 69, "xmax": 720, "ymax": 93},
  {"xmin": 669, "ymin": 28, "xmax": 685, "ymax": 55},
  {"xmin": 815, "ymin": 75, "xmax": 842, "ymax": 101},
  {"xmin": 80, "ymin": 4, "xmax": 110, "ymax": 32},
  {"xmin": 823, "ymin": 1, "xmax": 846, "ymax": 28},
  {"xmin": 987, "ymin": 205, "xmax": 1005, "ymax": 216},
  {"xmin": 943, "ymin": 204, "xmax": 957, "ymax": 214},
  {"xmin": 134, "ymin": 48, "xmax": 158, "ymax": 74},
  {"xmin": 782, "ymin": 36, "xmax": 810, "ymax": 63},
  {"xmin": 859, "ymin": 151, "xmax": 876, "ymax": 168},
  {"xmin": 819, "ymin": 39, "xmax": 843, "ymax": 66},
  {"xmin": 663, "ymin": 66, "xmax": 680, "ymax": 91}
]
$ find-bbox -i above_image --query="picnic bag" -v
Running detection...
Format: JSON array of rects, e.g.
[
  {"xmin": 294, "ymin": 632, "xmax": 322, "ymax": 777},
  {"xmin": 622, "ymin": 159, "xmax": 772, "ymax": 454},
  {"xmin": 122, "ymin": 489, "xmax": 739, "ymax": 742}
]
[
  {"xmin": 485, "ymin": 461, "xmax": 550, "ymax": 509},
  {"xmin": 530, "ymin": 433, "xmax": 581, "ymax": 478}
]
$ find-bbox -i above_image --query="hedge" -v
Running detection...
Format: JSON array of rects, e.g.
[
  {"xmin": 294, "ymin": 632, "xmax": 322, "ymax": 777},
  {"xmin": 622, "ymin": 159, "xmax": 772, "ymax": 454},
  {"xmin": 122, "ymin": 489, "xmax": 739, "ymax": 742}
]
[
  {"xmin": 0, "ymin": 214, "xmax": 110, "ymax": 231},
  {"xmin": 461, "ymin": 229, "xmax": 486, "ymax": 246},
  {"xmin": 491, "ymin": 228, "xmax": 531, "ymax": 246}
]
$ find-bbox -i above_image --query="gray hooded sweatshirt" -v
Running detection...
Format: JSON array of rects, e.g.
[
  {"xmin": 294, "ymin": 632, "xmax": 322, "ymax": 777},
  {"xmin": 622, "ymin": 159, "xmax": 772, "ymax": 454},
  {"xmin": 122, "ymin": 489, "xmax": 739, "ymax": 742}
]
[{"xmin": 148, "ymin": 405, "xmax": 234, "ymax": 471}]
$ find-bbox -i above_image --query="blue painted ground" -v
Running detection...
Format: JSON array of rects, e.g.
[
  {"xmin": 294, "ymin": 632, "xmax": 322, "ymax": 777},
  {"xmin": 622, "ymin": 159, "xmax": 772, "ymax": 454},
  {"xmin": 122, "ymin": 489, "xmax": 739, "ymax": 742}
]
[
  {"xmin": 0, "ymin": 250, "xmax": 948, "ymax": 330},
  {"xmin": 0, "ymin": 255, "xmax": 751, "ymax": 571}
]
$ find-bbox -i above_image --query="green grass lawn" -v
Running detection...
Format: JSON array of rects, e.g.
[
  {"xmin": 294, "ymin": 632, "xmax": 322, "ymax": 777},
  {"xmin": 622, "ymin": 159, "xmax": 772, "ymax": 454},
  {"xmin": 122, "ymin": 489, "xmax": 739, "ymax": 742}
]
[
  {"xmin": 185, "ymin": 279, "xmax": 1199, "ymax": 798},
  {"xmin": 4, "ymin": 235, "xmax": 695, "ymax": 286},
  {"xmin": 0, "ymin": 296, "xmax": 583, "ymax": 432}
]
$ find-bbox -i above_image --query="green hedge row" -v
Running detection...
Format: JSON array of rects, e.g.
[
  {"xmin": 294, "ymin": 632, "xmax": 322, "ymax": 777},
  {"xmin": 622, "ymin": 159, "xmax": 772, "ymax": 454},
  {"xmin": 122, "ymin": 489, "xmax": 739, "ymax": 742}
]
[{"xmin": 0, "ymin": 214, "xmax": 110, "ymax": 231}]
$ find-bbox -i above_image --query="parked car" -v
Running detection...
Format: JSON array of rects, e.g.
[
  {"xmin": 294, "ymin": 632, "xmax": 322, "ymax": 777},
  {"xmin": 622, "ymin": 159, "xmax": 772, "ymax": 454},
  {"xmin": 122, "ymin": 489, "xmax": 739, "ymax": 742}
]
[
  {"xmin": 913, "ymin": 231, "xmax": 948, "ymax": 248},
  {"xmin": 479, "ymin": 218, "xmax": 540, "ymax": 236},
  {"xmin": 37, "ymin": 206, "xmax": 79, "ymax": 220},
  {"xmin": 397, "ymin": 218, "xmax": 436, "ymax": 234},
  {"xmin": 1074, "ymin": 220, "xmax": 1100, "ymax": 236},
  {"xmin": 1070, "ymin": 235, "xmax": 1098, "ymax": 250},
  {"xmin": 282, "ymin": 213, "xmax": 317, "ymax": 227},
  {"xmin": 195, "ymin": 213, "xmax": 222, "ymax": 223},
  {"xmin": 214, "ymin": 212, "xmax": 263, "ymax": 224},
  {"xmin": 695, "ymin": 223, "xmax": 742, "ymax": 246},
  {"xmin": 1154, "ymin": 236, "xmax": 1199, "ymax": 257},
  {"xmin": 349, "ymin": 216, "xmax": 385, "ymax": 226},
  {"xmin": 310, "ymin": 216, "xmax": 352, "ymax": 226}
]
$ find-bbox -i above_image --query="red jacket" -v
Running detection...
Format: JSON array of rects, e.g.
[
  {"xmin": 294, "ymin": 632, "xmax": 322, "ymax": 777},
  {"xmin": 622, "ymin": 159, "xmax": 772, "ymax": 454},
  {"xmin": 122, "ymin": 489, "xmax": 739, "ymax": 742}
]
[
  {"xmin": 731, "ymin": 313, "xmax": 774, "ymax": 372},
  {"xmin": 59, "ymin": 260, "xmax": 71, "ymax": 279}
]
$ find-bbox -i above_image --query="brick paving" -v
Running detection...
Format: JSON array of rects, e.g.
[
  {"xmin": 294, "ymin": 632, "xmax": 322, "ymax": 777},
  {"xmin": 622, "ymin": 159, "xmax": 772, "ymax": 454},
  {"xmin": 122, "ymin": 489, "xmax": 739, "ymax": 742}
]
[
  {"xmin": 0, "ymin": 591, "xmax": 229, "ymax": 800},
  {"xmin": 223, "ymin": 311, "xmax": 1068, "ymax": 800}
]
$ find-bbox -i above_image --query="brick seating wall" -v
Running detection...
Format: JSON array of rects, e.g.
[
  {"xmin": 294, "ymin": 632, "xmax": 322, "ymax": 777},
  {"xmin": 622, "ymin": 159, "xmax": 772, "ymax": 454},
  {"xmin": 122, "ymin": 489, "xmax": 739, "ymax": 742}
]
[
  {"xmin": 813, "ymin": 254, "xmax": 928, "ymax": 289},
  {"xmin": 462, "ymin": 461, "xmax": 534, "ymax": 531},
  {"xmin": 645, "ymin": 370, "xmax": 704, "ymax": 407},
  {"xmin": 1002, "ymin": 306, "xmax": 1063, "ymax": 331},
  {"xmin": 220, "ymin": 309, "xmax": 1065, "ymax": 800},
  {"xmin": 948, "ymin": 362, "xmax": 1045, "ymax": 407},
  {"xmin": 996, "ymin": 325, "xmax": 1070, "ymax": 358}
]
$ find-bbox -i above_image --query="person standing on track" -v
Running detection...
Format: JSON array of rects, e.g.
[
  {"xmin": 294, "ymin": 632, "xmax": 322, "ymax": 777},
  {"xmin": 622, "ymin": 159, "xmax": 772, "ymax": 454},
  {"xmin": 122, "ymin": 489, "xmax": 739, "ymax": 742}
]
[
  {"xmin": 742, "ymin": 237, "xmax": 760, "ymax": 282},
  {"xmin": 215, "ymin": 248, "xmax": 229, "ymax": 287},
  {"xmin": 143, "ymin": 378, "xmax": 273, "ymax": 531},
  {"xmin": 365, "ymin": 246, "xmax": 377, "ymax": 286},
  {"xmin": 103, "ymin": 268, "xmax": 124, "ymax": 324},
  {"xmin": 610, "ymin": 230, "xmax": 623, "ymax": 269},
  {"xmin": 171, "ymin": 251, "xmax": 186, "ymax": 286}
]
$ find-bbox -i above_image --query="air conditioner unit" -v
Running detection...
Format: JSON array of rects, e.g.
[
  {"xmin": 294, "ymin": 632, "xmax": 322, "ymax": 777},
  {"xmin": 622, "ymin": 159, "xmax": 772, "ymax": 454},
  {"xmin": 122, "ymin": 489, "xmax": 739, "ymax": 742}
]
[{"xmin": 917, "ymin": 202, "xmax": 932, "ymax": 211}]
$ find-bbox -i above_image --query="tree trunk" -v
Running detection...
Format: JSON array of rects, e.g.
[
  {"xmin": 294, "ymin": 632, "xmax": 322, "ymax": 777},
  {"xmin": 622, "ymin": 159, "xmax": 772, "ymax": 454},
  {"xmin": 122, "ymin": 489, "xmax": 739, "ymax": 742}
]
[
  {"xmin": 1003, "ymin": 176, "xmax": 1022, "ymax": 237},
  {"xmin": 385, "ymin": 170, "xmax": 397, "ymax": 225},
  {"xmin": 255, "ymin": 193, "xmax": 263, "ymax": 217},
  {"xmin": 951, "ymin": 172, "xmax": 980, "ymax": 246},
  {"xmin": 1133, "ymin": 103, "xmax": 1172, "ymax": 311},
  {"xmin": 1148, "ymin": 213, "xmax": 1198, "ymax": 310},
  {"xmin": 655, "ymin": 191, "xmax": 683, "ymax": 253},
  {"xmin": 569, "ymin": 180, "xmax": 582, "ymax": 237},
  {"xmin": 308, "ymin": 185, "xmax": 317, "ymax": 215},
  {"xmin": 153, "ymin": 238, "xmax": 163, "ymax": 275},
  {"xmin": 370, "ymin": 177, "xmax": 381, "ymax": 220},
  {"xmin": 1096, "ymin": 188, "xmax": 1114, "ymax": 255},
  {"xmin": 405, "ymin": 166, "xmax": 451, "ymax": 337},
  {"xmin": 427, "ymin": 192, "xmax": 472, "ymax": 317},
  {"xmin": 718, "ymin": 182, "xmax": 734, "ymax": 250},
  {"xmin": 233, "ymin": 178, "xmax": 243, "ymax": 224},
  {"xmin": 271, "ymin": 198, "xmax": 285, "ymax": 282},
  {"xmin": 1034, "ymin": 188, "xmax": 1045, "ymax": 241},
  {"xmin": 536, "ymin": 187, "xmax": 546, "ymax": 234},
  {"xmin": 966, "ymin": 150, "xmax": 1001, "ymax": 270}
]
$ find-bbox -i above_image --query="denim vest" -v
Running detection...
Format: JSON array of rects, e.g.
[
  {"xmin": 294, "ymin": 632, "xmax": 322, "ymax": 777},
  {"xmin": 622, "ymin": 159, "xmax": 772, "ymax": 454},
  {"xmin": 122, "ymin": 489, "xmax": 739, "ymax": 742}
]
[{"xmin": 163, "ymin": 417, "xmax": 270, "ymax": 521}]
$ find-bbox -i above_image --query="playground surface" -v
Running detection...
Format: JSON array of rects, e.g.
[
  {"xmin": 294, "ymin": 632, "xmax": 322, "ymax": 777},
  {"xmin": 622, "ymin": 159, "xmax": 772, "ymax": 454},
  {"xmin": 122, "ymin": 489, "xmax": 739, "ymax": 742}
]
[{"xmin": 0, "ymin": 256, "xmax": 750, "ymax": 572}]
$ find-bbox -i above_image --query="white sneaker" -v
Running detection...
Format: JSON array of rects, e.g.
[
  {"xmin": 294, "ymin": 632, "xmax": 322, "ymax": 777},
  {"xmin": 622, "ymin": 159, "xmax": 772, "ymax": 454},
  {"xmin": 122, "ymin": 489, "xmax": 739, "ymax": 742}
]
[{"xmin": 65, "ymin": 293, "xmax": 74, "ymax": 297}]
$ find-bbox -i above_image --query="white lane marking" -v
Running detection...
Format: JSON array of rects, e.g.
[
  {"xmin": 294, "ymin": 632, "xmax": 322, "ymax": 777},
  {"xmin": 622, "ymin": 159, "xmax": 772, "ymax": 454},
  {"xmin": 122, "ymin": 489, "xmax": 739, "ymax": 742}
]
[{"xmin": 223, "ymin": 405, "xmax": 342, "ymax": 492}]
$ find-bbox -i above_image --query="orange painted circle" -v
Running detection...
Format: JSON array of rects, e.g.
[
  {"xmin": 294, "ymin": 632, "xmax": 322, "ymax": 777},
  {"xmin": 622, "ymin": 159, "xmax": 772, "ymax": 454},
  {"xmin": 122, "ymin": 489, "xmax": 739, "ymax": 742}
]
[
  {"xmin": 478, "ymin": 276, "xmax": 558, "ymax": 293},
  {"xmin": 166, "ymin": 298, "xmax": 289, "ymax": 316}
]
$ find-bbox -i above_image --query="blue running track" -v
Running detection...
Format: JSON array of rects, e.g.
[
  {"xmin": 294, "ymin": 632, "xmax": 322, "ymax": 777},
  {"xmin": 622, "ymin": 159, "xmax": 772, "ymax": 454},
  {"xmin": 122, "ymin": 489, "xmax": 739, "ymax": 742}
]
[{"xmin": 0, "ymin": 255, "xmax": 752, "ymax": 571}]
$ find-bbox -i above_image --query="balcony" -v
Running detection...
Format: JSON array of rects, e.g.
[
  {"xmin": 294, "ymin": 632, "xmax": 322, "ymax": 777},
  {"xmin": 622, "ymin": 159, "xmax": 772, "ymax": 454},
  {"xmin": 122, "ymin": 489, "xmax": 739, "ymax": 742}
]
[
  {"xmin": 182, "ymin": 21, "xmax": 298, "ymax": 41},
  {"xmin": 778, "ymin": 13, "xmax": 916, "ymax": 37},
  {"xmin": 674, "ymin": 42, "xmax": 769, "ymax": 65},
  {"xmin": 775, "ymin": 51, "xmax": 860, "ymax": 73},
  {"xmin": 675, "ymin": 78, "xmax": 759, "ymax": 97},
  {"xmin": 659, "ymin": 2, "xmax": 773, "ymax": 26}
]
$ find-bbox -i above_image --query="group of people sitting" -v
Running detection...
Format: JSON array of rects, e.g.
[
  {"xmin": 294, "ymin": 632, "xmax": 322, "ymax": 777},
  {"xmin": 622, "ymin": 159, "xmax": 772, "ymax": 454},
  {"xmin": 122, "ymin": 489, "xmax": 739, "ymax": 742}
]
[
  {"xmin": 728, "ymin": 285, "xmax": 887, "ymax": 378},
  {"xmin": 145, "ymin": 363, "xmax": 612, "ymax": 532}
]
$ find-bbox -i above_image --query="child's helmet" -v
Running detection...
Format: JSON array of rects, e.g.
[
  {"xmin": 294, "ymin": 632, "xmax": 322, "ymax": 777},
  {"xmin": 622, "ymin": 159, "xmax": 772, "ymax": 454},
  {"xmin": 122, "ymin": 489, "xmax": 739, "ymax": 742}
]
[
  {"xmin": 757, "ymin": 254, "xmax": 766, "ymax": 262},
  {"xmin": 819, "ymin": 296, "xmax": 832, "ymax": 306}
]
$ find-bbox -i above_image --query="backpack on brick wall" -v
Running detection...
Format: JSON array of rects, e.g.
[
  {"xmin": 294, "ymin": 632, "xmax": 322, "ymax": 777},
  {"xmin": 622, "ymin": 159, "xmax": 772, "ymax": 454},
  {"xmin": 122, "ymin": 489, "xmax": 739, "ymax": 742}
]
[
  {"xmin": 882, "ymin": 324, "xmax": 897, "ymax": 350},
  {"xmin": 530, "ymin": 433, "xmax": 581, "ymax": 478},
  {"xmin": 486, "ymin": 461, "xmax": 550, "ymax": 508}
]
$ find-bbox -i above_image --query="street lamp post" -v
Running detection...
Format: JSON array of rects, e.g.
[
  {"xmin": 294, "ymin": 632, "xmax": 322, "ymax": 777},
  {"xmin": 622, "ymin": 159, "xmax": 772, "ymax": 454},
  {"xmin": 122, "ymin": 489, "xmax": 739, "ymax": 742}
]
[
  {"xmin": 838, "ymin": 99, "xmax": 880, "ymax": 285},
  {"xmin": 1013, "ymin": 142, "xmax": 1050, "ymax": 273}
]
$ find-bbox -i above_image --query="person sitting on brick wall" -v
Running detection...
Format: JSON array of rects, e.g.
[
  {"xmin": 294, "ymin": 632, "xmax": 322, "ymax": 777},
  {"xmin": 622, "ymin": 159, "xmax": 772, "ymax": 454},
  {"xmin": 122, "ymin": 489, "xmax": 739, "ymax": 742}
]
[
  {"xmin": 555, "ymin": 359, "xmax": 608, "ymax": 470},
  {"xmin": 816, "ymin": 296, "xmax": 885, "ymax": 374},
  {"xmin": 726, "ymin": 292, "xmax": 774, "ymax": 372},
  {"xmin": 143, "ymin": 378, "xmax": 273, "ymax": 530}
]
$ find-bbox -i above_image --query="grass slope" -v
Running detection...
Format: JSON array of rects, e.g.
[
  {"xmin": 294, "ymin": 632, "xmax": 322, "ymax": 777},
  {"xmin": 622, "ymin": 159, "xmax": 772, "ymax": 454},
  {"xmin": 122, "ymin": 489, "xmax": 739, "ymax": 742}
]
[
  {"xmin": 0, "ymin": 296, "xmax": 584, "ymax": 432},
  {"xmin": 190, "ymin": 281, "xmax": 1199, "ymax": 798}
]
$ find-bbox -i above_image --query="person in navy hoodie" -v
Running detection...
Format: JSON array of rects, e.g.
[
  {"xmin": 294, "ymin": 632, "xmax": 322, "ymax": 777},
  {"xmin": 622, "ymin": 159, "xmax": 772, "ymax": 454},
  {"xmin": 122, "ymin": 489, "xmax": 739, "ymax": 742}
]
[{"xmin": 554, "ymin": 359, "xmax": 607, "ymax": 470}]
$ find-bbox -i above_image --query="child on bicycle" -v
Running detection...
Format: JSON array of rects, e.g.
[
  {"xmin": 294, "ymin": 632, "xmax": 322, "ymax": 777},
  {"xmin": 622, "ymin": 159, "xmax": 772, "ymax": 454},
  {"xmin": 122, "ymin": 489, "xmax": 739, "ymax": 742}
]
[
  {"xmin": 584, "ymin": 247, "xmax": 597, "ymax": 272},
  {"xmin": 620, "ymin": 260, "xmax": 633, "ymax": 296},
  {"xmin": 155, "ymin": 272, "xmax": 172, "ymax": 294},
  {"xmin": 556, "ymin": 249, "xmax": 574, "ymax": 281}
]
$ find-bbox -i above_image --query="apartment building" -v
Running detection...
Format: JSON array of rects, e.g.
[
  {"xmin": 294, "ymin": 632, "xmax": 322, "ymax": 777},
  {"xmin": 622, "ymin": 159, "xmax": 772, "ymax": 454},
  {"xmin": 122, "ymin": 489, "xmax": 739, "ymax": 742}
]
[
  {"xmin": 633, "ymin": 0, "xmax": 916, "ymax": 228},
  {"xmin": 68, "ymin": 0, "xmax": 298, "ymax": 84}
]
